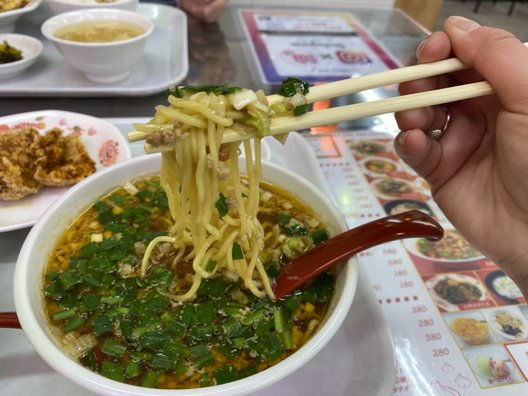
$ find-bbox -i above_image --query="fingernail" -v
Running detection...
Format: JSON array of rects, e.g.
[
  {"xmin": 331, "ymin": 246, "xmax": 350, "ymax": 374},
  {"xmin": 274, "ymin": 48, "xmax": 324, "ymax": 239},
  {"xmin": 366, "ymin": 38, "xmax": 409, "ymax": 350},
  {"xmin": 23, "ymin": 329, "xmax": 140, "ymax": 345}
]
[
  {"xmin": 396, "ymin": 131, "xmax": 408, "ymax": 147},
  {"xmin": 448, "ymin": 16, "xmax": 481, "ymax": 33},
  {"xmin": 416, "ymin": 35, "xmax": 431, "ymax": 59}
]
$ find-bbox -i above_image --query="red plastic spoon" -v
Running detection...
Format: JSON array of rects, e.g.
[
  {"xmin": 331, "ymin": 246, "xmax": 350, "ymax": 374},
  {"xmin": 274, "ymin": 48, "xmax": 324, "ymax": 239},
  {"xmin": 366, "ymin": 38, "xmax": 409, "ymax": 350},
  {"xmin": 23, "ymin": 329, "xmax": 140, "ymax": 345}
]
[
  {"xmin": 272, "ymin": 210, "xmax": 444, "ymax": 300},
  {"xmin": 0, "ymin": 312, "xmax": 21, "ymax": 329}
]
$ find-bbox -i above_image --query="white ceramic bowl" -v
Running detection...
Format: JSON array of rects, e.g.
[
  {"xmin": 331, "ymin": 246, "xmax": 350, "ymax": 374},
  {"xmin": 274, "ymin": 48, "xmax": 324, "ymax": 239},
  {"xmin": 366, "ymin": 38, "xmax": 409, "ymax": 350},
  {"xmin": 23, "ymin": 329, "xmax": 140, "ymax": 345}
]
[
  {"xmin": 41, "ymin": 8, "xmax": 154, "ymax": 83},
  {"xmin": 14, "ymin": 154, "xmax": 358, "ymax": 396},
  {"xmin": 0, "ymin": 0, "xmax": 42, "ymax": 33},
  {"xmin": 44, "ymin": 0, "xmax": 138, "ymax": 15},
  {"xmin": 0, "ymin": 33, "xmax": 42, "ymax": 78}
]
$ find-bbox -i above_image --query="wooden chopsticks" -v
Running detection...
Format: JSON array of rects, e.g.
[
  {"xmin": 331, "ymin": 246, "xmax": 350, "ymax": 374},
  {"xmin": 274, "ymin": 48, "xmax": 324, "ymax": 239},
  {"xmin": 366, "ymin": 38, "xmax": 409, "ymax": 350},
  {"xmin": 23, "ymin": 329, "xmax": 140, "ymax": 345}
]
[{"xmin": 130, "ymin": 41, "xmax": 528, "ymax": 148}]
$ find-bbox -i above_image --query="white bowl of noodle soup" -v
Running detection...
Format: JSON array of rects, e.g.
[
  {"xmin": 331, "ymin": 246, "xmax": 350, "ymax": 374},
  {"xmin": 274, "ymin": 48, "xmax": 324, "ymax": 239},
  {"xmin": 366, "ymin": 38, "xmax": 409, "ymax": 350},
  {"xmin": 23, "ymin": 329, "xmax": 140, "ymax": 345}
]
[{"xmin": 14, "ymin": 154, "xmax": 358, "ymax": 396}]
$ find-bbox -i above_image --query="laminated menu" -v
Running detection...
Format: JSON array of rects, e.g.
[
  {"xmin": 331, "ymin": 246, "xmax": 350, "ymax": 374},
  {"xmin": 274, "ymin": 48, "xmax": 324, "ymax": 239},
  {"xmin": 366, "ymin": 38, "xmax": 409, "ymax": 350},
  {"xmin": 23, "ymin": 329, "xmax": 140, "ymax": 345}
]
[
  {"xmin": 239, "ymin": 9, "xmax": 399, "ymax": 85},
  {"xmin": 304, "ymin": 129, "xmax": 528, "ymax": 394}
]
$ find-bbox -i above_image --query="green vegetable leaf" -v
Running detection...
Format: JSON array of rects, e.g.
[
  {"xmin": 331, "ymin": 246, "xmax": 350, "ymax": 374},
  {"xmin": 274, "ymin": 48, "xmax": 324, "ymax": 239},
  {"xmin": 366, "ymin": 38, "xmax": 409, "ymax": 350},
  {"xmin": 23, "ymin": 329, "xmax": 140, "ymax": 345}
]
[
  {"xmin": 232, "ymin": 242, "xmax": 244, "ymax": 260},
  {"xmin": 169, "ymin": 84, "xmax": 241, "ymax": 98},
  {"xmin": 215, "ymin": 193, "xmax": 228, "ymax": 217},
  {"xmin": 278, "ymin": 77, "xmax": 311, "ymax": 97}
]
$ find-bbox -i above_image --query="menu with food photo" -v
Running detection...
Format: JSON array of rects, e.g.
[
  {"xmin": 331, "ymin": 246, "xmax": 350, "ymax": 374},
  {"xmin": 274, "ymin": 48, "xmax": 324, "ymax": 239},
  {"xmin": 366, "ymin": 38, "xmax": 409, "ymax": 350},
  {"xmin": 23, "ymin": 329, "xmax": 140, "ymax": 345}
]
[{"xmin": 303, "ymin": 129, "xmax": 528, "ymax": 394}]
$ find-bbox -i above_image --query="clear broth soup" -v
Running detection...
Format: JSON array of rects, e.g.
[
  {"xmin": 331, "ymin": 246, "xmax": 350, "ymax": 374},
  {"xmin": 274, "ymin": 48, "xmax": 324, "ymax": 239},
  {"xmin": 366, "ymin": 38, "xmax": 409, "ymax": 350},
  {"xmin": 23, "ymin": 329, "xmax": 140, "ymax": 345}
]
[{"xmin": 55, "ymin": 20, "xmax": 144, "ymax": 43}]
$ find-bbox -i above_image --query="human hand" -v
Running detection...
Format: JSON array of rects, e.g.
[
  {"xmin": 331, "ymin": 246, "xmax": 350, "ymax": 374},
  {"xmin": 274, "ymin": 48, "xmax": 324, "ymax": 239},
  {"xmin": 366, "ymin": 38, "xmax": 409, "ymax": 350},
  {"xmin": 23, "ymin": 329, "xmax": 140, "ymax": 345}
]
[
  {"xmin": 394, "ymin": 16, "xmax": 528, "ymax": 295},
  {"xmin": 179, "ymin": 0, "xmax": 227, "ymax": 23}
]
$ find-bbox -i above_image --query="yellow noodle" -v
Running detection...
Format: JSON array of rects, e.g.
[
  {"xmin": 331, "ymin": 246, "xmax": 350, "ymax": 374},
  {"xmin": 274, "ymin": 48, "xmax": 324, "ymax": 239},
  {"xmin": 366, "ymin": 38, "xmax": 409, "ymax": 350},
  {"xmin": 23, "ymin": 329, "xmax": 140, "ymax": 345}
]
[
  {"xmin": 157, "ymin": 106, "xmax": 206, "ymax": 128},
  {"xmin": 168, "ymin": 96, "xmax": 233, "ymax": 127},
  {"xmin": 139, "ymin": 90, "xmax": 276, "ymax": 301}
]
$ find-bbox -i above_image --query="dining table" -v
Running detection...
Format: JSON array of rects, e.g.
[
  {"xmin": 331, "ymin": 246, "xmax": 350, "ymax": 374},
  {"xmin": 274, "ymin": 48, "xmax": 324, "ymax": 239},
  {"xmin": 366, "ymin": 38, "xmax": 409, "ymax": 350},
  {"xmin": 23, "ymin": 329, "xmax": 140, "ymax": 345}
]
[{"xmin": 2, "ymin": 1, "xmax": 528, "ymax": 395}]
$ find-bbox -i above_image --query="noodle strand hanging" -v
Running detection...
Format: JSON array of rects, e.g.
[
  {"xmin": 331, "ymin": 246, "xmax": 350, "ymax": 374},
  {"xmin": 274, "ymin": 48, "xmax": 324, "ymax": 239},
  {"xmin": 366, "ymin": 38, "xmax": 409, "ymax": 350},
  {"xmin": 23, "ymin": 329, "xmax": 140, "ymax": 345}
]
[{"xmin": 134, "ymin": 87, "xmax": 279, "ymax": 301}]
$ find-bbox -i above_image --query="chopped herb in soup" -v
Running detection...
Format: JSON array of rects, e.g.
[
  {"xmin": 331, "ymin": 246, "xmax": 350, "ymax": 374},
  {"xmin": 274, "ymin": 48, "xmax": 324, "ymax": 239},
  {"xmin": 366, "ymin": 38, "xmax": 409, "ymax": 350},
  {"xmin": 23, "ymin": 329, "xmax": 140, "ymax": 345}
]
[
  {"xmin": 55, "ymin": 20, "xmax": 144, "ymax": 43},
  {"xmin": 43, "ymin": 177, "xmax": 334, "ymax": 389}
]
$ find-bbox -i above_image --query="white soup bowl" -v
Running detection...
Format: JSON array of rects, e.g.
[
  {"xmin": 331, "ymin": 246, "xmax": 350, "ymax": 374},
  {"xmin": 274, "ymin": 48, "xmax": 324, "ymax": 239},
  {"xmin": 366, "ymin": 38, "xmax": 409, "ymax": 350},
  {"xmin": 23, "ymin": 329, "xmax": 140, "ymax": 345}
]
[
  {"xmin": 41, "ymin": 8, "xmax": 154, "ymax": 83},
  {"xmin": 14, "ymin": 154, "xmax": 358, "ymax": 396}
]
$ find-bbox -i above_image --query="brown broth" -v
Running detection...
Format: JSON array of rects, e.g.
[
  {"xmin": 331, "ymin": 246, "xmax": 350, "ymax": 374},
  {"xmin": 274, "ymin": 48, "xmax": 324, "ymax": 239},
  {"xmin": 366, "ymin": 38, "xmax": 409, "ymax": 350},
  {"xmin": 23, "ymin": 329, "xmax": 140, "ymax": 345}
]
[{"xmin": 43, "ymin": 176, "xmax": 334, "ymax": 389}]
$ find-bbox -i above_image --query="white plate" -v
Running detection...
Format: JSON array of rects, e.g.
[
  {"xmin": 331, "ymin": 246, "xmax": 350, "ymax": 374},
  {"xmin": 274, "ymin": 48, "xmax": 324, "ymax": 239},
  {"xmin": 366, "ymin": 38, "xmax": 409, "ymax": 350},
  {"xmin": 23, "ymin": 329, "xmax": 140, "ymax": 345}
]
[
  {"xmin": 358, "ymin": 156, "xmax": 402, "ymax": 178},
  {"xmin": 370, "ymin": 176, "xmax": 427, "ymax": 201},
  {"xmin": 403, "ymin": 228, "xmax": 485, "ymax": 270},
  {"xmin": 0, "ymin": 3, "xmax": 188, "ymax": 96},
  {"xmin": 0, "ymin": 110, "xmax": 131, "ymax": 232}
]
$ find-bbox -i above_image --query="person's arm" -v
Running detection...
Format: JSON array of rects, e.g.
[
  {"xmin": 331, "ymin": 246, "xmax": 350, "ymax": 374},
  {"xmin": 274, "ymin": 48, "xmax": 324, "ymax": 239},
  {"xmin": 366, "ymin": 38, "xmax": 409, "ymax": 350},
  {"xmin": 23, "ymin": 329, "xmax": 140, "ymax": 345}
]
[
  {"xmin": 394, "ymin": 16, "xmax": 528, "ymax": 297},
  {"xmin": 179, "ymin": 0, "xmax": 227, "ymax": 23}
]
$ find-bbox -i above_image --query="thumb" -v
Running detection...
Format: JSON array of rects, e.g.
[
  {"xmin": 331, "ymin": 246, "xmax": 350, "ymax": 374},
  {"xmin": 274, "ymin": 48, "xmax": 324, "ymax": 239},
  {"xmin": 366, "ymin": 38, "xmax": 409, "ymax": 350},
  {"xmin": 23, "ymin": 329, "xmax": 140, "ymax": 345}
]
[{"xmin": 444, "ymin": 16, "xmax": 528, "ymax": 113}]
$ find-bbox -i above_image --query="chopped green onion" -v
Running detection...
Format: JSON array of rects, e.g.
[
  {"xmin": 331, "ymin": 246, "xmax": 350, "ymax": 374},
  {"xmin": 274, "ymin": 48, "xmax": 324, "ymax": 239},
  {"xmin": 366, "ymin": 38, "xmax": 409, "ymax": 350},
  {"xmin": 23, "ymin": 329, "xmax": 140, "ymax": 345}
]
[
  {"xmin": 278, "ymin": 77, "xmax": 310, "ymax": 97},
  {"xmin": 282, "ymin": 330, "xmax": 294, "ymax": 349},
  {"xmin": 52, "ymin": 309, "xmax": 76, "ymax": 321},
  {"xmin": 222, "ymin": 318, "xmax": 240, "ymax": 337},
  {"xmin": 241, "ymin": 310, "xmax": 264, "ymax": 325},
  {"xmin": 141, "ymin": 370, "xmax": 159, "ymax": 388},
  {"xmin": 277, "ymin": 212, "xmax": 291, "ymax": 225},
  {"xmin": 101, "ymin": 340, "xmax": 126, "ymax": 357},
  {"xmin": 57, "ymin": 271, "xmax": 80, "ymax": 290},
  {"xmin": 214, "ymin": 365, "xmax": 238, "ymax": 385},
  {"xmin": 199, "ymin": 374, "xmax": 211, "ymax": 387},
  {"xmin": 169, "ymin": 84, "xmax": 241, "ymax": 98},
  {"xmin": 274, "ymin": 310, "xmax": 285, "ymax": 332},
  {"xmin": 92, "ymin": 315, "xmax": 113, "ymax": 336},
  {"xmin": 63, "ymin": 315, "xmax": 85, "ymax": 333},
  {"xmin": 232, "ymin": 242, "xmax": 244, "ymax": 260},
  {"xmin": 311, "ymin": 229, "xmax": 329, "ymax": 245},
  {"xmin": 100, "ymin": 295, "xmax": 124, "ymax": 305},
  {"xmin": 215, "ymin": 193, "xmax": 228, "ymax": 217},
  {"xmin": 125, "ymin": 361, "xmax": 142, "ymax": 378},
  {"xmin": 94, "ymin": 201, "xmax": 111, "ymax": 212},
  {"xmin": 150, "ymin": 353, "xmax": 172, "ymax": 370},
  {"xmin": 101, "ymin": 361, "xmax": 125, "ymax": 382},
  {"xmin": 206, "ymin": 260, "xmax": 217, "ymax": 272},
  {"xmin": 293, "ymin": 104, "xmax": 309, "ymax": 116},
  {"xmin": 109, "ymin": 193, "xmax": 127, "ymax": 205}
]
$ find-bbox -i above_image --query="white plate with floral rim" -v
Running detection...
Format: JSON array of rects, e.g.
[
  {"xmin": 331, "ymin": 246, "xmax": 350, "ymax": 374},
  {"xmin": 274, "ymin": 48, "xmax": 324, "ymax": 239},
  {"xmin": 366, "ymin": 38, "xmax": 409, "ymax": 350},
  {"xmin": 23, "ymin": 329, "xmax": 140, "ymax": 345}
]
[{"xmin": 0, "ymin": 110, "xmax": 131, "ymax": 232}]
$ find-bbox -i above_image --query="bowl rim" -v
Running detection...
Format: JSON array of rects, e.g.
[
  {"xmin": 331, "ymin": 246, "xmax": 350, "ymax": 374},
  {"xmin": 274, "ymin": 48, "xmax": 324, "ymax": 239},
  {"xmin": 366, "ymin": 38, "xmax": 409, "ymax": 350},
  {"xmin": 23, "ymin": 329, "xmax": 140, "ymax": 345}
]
[
  {"xmin": 0, "ymin": 33, "xmax": 43, "ymax": 69},
  {"xmin": 14, "ymin": 154, "xmax": 358, "ymax": 396},
  {"xmin": 40, "ymin": 8, "xmax": 154, "ymax": 47},
  {"xmin": 0, "ymin": 0, "xmax": 42, "ymax": 18}
]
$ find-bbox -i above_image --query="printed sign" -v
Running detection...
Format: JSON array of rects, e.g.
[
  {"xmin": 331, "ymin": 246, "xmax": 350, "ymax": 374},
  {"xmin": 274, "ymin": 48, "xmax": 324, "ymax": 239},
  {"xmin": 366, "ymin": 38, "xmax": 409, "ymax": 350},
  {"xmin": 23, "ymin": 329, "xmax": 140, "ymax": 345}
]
[{"xmin": 240, "ymin": 10, "xmax": 399, "ymax": 84}]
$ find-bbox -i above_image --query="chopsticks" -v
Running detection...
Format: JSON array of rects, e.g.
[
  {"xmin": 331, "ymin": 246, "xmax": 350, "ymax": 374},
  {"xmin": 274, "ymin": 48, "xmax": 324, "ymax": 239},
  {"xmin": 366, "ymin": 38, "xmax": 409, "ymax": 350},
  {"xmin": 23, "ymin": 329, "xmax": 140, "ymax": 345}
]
[{"xmin": 129, "ymin": 41, "xmax": 528, "ymax": 149}]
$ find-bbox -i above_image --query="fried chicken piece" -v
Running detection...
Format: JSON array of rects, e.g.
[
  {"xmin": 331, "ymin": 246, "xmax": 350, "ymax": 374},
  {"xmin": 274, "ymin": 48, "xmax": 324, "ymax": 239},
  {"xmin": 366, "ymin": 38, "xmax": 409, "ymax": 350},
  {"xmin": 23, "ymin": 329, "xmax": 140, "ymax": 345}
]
[
  {"xmin": 0, "ymin": 0, "xmax": 30, "ymax": 12},
  {"xmin": 33, "ymin": 128, "xmax": 96, "ymax": 187},
  {"xmin": 0, "ymin": 127, "xmax": 42, "ymax": 201}
]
